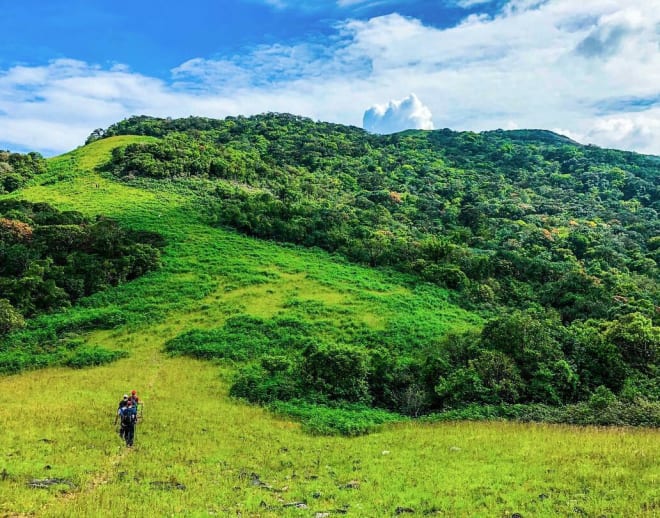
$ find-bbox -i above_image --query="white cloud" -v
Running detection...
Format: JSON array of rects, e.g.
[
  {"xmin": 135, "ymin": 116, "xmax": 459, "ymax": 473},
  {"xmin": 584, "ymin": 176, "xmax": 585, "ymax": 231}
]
[
  {"xmin": 575, "ymin": 8, "xmax": 648, "ymax": 58},
  {"xmin": 2, "ymin": 0, "xmax": 660, "ymax": 155},
  {"xmin": 454, "ymin": 0, "xmax": 494, "ymax": 8},
  {"xmin": 584, "ymin": 111, "xmax": 660, "ymax": 152},
  {"xmin": 363, "ymin": 93, "xmax": 434, "ymax": 133},
  {"xmin": 0, "ymin": 59, "xmax": 244, "ymax": 153}
]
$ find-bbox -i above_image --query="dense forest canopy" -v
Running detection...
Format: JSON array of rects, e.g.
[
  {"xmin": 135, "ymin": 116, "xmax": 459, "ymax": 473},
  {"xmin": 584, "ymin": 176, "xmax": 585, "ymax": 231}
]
[
  {"xmin": 101, "ymin": 115, "xmax": 658, "ymax": 319},
  {"xmin": 93, "ymin": 114, "xmax": 660, "ymax": 423}
]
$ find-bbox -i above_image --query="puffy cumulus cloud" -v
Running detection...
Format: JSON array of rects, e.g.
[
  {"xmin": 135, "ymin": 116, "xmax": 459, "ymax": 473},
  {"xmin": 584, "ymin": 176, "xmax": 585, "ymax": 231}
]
[
  {"xmin": 3, "ymin": 0, "xmax": 660, "ymax": 155},
  {"xmin": 363, "ymin": 93, "xmax": 434, "ymax": 133}
]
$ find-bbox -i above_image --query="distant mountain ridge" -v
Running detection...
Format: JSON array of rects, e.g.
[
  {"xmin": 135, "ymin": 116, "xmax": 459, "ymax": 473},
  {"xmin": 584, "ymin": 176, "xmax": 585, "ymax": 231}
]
[{"xmin": 91, "ymin": 112, "xmax": 660, "ymax": 157}]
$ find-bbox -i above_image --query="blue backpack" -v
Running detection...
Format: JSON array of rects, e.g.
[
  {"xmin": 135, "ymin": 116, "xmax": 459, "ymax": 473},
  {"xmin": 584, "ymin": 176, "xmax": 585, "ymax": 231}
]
[{"xmin": 121, "ymin": 406, "xmax": 136, "ymax": 426}]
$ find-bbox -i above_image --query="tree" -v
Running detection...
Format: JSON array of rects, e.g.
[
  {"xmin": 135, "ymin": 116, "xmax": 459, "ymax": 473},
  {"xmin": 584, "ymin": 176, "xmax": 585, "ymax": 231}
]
[
  {"xmin": 301, "ymin": 343, "xmax": 371, "ymax": 404},
  {"xmin": 0, "ymin": 298, "xmax": 25, "ymax": 335},
  {"xmin": 605, "ymin": 313, "xmax": 658, "ymax": 372},
  {"xmin": 470, "ymin": 350, "xmax": 523, "ymax": 403},
  {"xmin": 481, "ymin": 309, "xmax": 563, "ymax": 380},
  {"xmin": 85, "ymin": 128, "xmax": 106, "ymax": 144}
]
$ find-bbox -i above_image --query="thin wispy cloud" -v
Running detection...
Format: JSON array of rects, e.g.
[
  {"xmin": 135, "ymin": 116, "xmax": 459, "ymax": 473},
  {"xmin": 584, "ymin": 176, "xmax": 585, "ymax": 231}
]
[
  {"xmin": 453, "ymin": 0, "xmax": 494, "ymax": 8},
  {"xmin": 1, "ymin": 0, "xmax": 659, "ymax": 155},
  {"xmin": 252, "ymin": 0, "xmax": 399, "ymax": 11}
]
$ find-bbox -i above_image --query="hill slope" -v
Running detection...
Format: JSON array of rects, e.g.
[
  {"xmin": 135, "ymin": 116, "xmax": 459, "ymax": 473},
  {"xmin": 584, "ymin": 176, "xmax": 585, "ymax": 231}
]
[
  {"xmin": 0, "ymin": 134, "xmax": 658, "ymax": 516},
  {"xmin": 91, "ymin": 115, "xmax": 659, "ymax": 415}
]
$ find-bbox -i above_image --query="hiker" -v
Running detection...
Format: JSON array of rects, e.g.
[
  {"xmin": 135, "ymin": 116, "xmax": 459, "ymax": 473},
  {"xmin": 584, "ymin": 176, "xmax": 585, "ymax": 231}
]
[
  {"xmin": 114, "ymin": 395, "xmax": 130, "ymax": 440},
  {"xmin": 118, "ymin": 400, "xmax": 138, "ymax": 447},
  {"xmin": 114, "ymin": 394, "xmax": 129, "ymax": 439},
  {"xmin": 129, "ymin": 390, "xmax": 140, "ymax": 410}
]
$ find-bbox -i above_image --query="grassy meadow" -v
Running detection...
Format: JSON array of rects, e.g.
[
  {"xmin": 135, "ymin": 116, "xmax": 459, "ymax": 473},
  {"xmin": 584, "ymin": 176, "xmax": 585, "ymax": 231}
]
[{"xmin": 0, "ymin": 137, "xmax": 658, "ymax": 516}]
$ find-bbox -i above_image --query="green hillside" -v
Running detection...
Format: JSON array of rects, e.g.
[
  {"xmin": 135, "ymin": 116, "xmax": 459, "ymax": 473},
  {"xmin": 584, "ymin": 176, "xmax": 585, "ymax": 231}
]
[
  {"xmin": 94, "ymin": 114, "xmax": 659, "ymax": 420},
  {"xmin": 0, "ymin": 117, "xmax": 658, "ymax": 516}
]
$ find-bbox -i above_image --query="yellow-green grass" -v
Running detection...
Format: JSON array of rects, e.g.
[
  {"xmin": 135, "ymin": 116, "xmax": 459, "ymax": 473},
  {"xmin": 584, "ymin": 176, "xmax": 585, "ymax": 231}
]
[
  {"xmin": 2, "ymin": 347, "xmax": 658, "ymax": 517},
  {"xmin": 0, "ymin": 138, "xmax": 658, "ymax": 516}
]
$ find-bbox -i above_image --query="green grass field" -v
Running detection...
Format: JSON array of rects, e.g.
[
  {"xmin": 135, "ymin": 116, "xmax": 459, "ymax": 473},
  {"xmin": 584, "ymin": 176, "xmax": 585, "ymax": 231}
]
[{"xmin": 0, "ymin": 137, "xmax": 658, "ymax": 516}]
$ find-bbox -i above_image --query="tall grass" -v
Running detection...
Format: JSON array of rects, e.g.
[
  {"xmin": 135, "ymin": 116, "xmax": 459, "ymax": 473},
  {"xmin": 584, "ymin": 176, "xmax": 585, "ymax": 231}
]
[{"xmin": 1, "ymin": 355, "xmax": 658, "ymax": 517}]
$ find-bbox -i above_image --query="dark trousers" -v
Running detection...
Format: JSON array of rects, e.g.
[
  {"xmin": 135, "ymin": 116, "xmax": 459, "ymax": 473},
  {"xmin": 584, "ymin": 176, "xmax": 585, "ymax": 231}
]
[{"xmin": 124, "ymin": 424, "xmax": 135, "ymax": 446}]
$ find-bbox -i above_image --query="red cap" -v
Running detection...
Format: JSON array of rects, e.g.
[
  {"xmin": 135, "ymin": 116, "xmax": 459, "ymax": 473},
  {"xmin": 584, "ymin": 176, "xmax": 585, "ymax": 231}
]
[{"xmin": 131, "ymin": 390, "xmax": 136, "ymax": 395}]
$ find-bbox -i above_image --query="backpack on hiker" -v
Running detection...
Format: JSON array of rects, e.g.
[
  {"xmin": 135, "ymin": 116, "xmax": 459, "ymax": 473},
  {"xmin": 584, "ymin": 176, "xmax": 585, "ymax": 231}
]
[{"xmin": 121, "ymin": 405, "xmax": 136, "ymax": 427}]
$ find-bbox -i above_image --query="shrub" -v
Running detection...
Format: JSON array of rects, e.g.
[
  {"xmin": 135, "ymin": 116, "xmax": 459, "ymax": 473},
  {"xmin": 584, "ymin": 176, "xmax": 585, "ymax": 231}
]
[
  {"xmin": 63, "ymin": 346, "xmax": 128, "ymax": 369},
  {"xmin": 0, "ymin": 298, "xmax": 25, "ymax": 335},
  {"xmin": 270, "ymin": 400, "xmax": 403, "ymax": 436},
  {"xmin": 230, "ymin": 360, "xmax": 299, "ymax": 404},
  {"xmin": 0, "ymin": 350, "xmax": 31, "ymax": 374},
  {"xmin": 619, "ymin": 372, "xmax": 660, "ymax": 402},
  {"xmin": 165, "ymin": 315, "xmax": 315, "ymax": 361},
  {"xmin": 588, "ymin": 385, "xmax": 617, "ymax": 411},
  {"xmin": 300, "ymin": 343, "xmax": 371, "ymax": 404},
  {"xmin": 368, "ymin": 349, "xmax": 431, "ymax": 415},
  {"xmin": 48, "ymin": 307, "xmax": 130, "ymax": 333},
  {"xmin": 424, "ymin": 400, "xmax": 660, "ymax": 427}
]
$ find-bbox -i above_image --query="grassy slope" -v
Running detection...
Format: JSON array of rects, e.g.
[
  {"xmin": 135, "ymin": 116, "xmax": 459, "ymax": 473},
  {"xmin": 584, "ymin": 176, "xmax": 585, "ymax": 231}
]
[{"xmin": 0, "ymin": 137, "xmax": 658, "ymax": 517}]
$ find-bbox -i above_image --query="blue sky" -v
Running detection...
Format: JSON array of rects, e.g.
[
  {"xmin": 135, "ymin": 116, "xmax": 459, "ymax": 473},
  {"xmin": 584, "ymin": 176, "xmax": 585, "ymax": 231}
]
[
  {"xmin": 1, "ymin": 0, "xmax": 659, "ymax": 155},
  {"xmin": 0, "ymin": 1, "xmax": 495, "ymax": 76}
]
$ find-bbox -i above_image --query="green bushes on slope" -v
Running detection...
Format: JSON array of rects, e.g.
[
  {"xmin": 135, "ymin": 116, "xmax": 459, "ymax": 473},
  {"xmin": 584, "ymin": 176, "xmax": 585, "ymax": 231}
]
[
  {"xmin": 99, "ymin": 114, "xmax": 659, "ymax": 427},
  {"xmin": 0, "ymin": 199, "xmax": 163, "ymax": 322},
  {"xmin": 0, "ymin": 150, "xmax": 47, "ymax": 193},
  {"xmin": 0, "ymin": 200, "xmax": 164, "ymax": 374}
]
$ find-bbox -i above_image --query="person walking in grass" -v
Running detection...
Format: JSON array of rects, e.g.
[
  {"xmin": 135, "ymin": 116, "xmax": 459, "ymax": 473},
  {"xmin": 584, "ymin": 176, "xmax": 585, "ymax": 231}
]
[
  {"xmin": 118, "ymin": 400, "xmax": 138, "ymax": 447},
  {"xmin": 114, "ymin": 394, "xmax": 129, "ymax": 440},
  {"xmin": 129, "ymin": 390, "xmax": 141, "ymax": 413}
]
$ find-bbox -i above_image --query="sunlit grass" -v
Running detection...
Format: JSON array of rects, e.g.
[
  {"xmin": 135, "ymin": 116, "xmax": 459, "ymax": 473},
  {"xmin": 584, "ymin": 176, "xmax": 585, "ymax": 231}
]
[{"xmin": 1, "ymin": 353, "xmax": 658, "ymax": 517}]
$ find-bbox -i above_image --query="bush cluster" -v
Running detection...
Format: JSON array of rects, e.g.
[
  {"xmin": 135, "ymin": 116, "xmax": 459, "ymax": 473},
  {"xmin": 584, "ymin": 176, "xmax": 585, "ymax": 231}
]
[
  {"xmin": 0, "ymin": 201, "xmax": 163, "ymax": 374},
  {"xmin": 0, "ymin": 150, "xmax": 46, "ymax": 193},
  {"xmin": 0, "ymin": 200, "xmax": 162, "ymax": 325},
  {"xmin": 63, "ymin": 345, "xmax": 128, "ymax": 369},
  {"xmin": 167, "ymin": 309, "xmax": 658, "ymax": 430}
]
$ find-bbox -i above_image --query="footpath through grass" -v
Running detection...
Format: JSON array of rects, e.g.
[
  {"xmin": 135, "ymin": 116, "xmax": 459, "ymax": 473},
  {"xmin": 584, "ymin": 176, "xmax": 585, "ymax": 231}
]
[{"xmin": 0, "ymin": 137, "xmax": 657, "ymax": 516}]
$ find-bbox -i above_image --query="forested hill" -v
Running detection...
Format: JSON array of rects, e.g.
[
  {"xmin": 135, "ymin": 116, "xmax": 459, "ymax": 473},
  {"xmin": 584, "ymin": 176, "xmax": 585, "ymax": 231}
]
[
  {"xmin": 97, "ymin": 114, "xmax": 658, "ymax": 321},
  {"xmin": 84, "ymin": 113, "xmax": 659, "ymax": 422}
]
